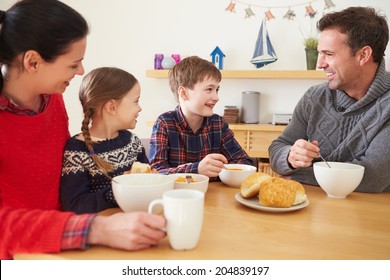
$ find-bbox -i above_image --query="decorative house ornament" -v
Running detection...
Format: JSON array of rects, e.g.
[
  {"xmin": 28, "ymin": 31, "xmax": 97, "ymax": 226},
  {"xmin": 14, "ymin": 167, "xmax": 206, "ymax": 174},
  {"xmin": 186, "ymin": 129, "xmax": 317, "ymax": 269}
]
[
  {"xmin": 210, "ymin": 46, "xmax": 226, "ymax": 70},
  {"xmin": 250, "ymin": 20, "xmax": 277, "ymax": 68}
]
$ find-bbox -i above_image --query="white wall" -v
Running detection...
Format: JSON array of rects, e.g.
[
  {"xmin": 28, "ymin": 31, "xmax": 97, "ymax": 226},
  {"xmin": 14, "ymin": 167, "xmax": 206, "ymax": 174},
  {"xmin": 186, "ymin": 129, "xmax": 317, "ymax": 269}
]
[{"xmin": 1, "ymin": 0, "xmax": 389, "ymax": 138}]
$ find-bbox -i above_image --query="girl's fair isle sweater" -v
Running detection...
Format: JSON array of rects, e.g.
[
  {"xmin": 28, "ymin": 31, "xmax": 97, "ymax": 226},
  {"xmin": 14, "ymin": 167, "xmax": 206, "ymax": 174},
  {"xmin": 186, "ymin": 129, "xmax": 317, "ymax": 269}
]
[{"xmin": 60, "ymin": 130, "xmax": 149, "ymax": 214}]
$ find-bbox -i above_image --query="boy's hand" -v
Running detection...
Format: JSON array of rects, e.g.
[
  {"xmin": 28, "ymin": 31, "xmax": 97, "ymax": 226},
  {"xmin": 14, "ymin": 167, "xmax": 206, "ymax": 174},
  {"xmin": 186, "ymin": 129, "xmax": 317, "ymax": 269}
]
[{"xmin": 198, "ymin": 153, "xmax": 228, "ymax": 177}]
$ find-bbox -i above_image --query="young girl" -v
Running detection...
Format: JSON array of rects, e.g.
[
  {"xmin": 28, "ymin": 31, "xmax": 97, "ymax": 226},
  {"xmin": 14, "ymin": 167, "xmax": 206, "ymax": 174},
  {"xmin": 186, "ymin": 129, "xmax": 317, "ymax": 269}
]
[{"xmin": 60, "ymin": 67, "xmax": 149, "ymax": 214}]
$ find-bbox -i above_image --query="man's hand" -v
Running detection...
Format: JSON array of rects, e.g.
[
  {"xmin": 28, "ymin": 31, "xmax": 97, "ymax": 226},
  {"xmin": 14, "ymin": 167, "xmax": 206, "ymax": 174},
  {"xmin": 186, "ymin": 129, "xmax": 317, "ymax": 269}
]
[{"xmin": 288, "ymin": 139, "xmax": 320, "ymax": 169}]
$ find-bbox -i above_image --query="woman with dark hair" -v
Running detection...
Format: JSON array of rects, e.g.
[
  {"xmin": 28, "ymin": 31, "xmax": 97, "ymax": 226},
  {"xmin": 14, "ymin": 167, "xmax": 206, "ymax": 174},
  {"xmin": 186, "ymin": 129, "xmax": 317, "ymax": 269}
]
[{"xmin": 0, "ymin": 0, "xmax": 165, "ymax": 259}]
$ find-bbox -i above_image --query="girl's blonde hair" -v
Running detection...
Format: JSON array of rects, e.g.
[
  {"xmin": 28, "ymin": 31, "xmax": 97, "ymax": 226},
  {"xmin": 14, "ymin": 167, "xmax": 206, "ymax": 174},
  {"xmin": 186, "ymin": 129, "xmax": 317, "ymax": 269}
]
[{"xmin": 79, "ymin": 67, "xmax": 138, "ymax": 175}]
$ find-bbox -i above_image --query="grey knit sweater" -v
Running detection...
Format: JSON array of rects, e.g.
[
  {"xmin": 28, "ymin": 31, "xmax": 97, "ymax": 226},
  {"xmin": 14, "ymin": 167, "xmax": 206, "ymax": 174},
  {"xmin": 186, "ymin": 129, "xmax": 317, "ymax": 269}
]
[{"xmin": 269, "ymin": 60, "xmax": 390, "ymax": 193}]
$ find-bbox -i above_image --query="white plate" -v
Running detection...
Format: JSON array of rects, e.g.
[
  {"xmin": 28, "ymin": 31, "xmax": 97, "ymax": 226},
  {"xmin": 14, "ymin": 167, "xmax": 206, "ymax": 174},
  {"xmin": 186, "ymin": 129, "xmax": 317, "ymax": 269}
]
[{"xmin": 235, "ymin": 193, "xmax": 309, "ymax": 213}]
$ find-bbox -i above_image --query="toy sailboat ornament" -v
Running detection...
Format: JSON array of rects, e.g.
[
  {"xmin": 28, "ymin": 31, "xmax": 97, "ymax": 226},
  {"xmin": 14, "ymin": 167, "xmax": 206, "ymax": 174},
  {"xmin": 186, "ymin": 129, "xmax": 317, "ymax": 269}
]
[{"xmin": 250, "ymin": 20, "xmax": 277, "ymax": 68}]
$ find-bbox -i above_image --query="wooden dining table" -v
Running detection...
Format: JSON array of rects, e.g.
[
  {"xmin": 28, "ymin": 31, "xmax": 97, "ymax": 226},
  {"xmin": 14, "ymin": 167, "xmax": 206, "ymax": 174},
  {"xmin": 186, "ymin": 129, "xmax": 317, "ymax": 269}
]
[{"xmin": 14, "ymin": 182, "xmax": 390, "ymax": 260}]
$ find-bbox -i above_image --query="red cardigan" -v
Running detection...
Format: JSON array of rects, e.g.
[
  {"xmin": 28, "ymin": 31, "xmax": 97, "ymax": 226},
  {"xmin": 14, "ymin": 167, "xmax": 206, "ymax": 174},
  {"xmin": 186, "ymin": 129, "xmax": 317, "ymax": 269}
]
[{"xmin": 0, "ymin": 94, "xmax": 73, "ymax": 259}]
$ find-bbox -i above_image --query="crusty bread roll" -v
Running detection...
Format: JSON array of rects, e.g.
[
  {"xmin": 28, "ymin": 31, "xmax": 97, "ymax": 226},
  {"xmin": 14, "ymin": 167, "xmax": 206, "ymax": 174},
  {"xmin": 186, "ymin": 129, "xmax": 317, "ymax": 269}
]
[
  {"xmin": 240, "ymin": 172, "xmax": 272, "ymax": 198},
  {"xmin": 259, "ymin": 177, "xmax": 306, "ymax": 208},
  {"xmin": 130, "ymin": 162, "xmax": 151, "ymax": 174}
]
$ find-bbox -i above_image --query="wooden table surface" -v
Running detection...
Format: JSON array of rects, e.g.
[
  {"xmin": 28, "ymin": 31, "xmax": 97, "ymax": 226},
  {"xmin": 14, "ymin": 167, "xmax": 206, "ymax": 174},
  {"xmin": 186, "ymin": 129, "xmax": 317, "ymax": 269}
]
[{"xmin": 15, "ymin": 182, "xmax": 390, "ymax": 260}]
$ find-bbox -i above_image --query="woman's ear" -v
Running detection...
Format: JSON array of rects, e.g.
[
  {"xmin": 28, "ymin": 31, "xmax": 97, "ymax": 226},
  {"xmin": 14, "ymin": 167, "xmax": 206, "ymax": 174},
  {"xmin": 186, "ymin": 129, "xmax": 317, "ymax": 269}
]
[
  {"xmin": 23, "ymin": 50, "xmax": 42, "ymax": 73},
  {"xmin": 103, "ymin": 99, "xmax": 117, "ymax": 115}
]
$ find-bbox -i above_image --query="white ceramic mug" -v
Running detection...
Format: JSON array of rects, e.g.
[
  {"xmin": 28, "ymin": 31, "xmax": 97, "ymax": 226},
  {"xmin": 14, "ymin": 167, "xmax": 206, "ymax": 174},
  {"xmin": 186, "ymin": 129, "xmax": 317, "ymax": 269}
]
[{"xmin": 148, "ymin": 189, "xmax": 204, "ymax": 250}]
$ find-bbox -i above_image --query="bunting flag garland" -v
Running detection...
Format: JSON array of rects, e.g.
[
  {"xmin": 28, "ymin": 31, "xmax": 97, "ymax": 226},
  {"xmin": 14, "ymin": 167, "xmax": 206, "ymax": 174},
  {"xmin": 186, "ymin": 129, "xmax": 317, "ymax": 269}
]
[
  {"xmin": 324, "ymin": 0, "xmax": 336, "ymax": 10},
  {"xmin": 305, "ymin": 4, "xmax": 317, "ymax": 18},
  {"xmin": 283, "ymin": 8, "xmax": 296, "ymax": 20},
  {"xmin": 224, "ymin": 0, "xmax": 336, "ymax": 20},
  {"xmin": 265, "ymin": 10, "xmax": 275, "ymax": 21},
  {"xmin": 225, "ymin": 2, "xmax": 236, "ymax": 13},
  {"xmin": 224, "ymin": 1, "xmax": 337, "ymax": 68},
  {"xmin": 245, "ymin": 7, "xmax": 256, "ymax": 18}
]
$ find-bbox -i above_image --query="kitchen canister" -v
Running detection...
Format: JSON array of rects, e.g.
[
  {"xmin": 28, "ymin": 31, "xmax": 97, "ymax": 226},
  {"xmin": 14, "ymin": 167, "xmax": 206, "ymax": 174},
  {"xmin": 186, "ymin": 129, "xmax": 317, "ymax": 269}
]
[{"xmin": 241, "ymin": 91, "xmax": 260, "ymax": 123}]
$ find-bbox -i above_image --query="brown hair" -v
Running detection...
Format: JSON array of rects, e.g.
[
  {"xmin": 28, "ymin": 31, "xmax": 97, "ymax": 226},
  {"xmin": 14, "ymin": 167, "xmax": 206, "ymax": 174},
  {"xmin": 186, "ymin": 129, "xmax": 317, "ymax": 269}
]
[
  {"xmin": 168, "ymin": 56, "xmax": 222, "ymax": 102},
  {"xmin": 79, "ymin": 67, "xmax": 138, "ymax": 175},
  {"xmin": 317, "ymin": 6, "xmax": 389, "ymax": 63}
]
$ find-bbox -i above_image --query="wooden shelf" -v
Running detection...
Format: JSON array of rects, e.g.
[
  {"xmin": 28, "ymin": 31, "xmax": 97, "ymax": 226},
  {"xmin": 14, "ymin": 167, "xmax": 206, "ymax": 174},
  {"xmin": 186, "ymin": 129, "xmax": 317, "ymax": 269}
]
[{"xmin": 146, "ymin": 69, "xmax": 326, "ymax": 79}]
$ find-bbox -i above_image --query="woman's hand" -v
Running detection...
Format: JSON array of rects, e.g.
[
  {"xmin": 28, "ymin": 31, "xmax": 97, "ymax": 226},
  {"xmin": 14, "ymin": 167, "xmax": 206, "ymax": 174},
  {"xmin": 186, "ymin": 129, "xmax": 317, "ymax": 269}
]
[{"xmin": 87, "ymin": 212, "xmax": 166, "ymax": 251}]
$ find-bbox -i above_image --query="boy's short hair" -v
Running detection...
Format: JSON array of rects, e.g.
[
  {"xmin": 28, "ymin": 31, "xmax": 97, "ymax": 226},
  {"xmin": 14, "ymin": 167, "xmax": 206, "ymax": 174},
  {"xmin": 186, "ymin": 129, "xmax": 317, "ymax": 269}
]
[{"xmin": 168, "ymin": 56, "xmax": 222, "ymax": 102}]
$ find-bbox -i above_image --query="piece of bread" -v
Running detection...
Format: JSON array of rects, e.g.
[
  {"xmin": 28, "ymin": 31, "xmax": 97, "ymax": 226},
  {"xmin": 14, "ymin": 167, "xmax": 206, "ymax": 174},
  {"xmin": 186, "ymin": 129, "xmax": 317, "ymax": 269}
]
[
  {"xmin": 240, "ymin": 172, "xmax": 272, "ymax": 198},
  {"xmin": 130, "ymin": 162, "xmax": 151, "ymax": 174},
  {"xmin": 259, "ymin": 177, "xmax": 306, "ymax": 208}
]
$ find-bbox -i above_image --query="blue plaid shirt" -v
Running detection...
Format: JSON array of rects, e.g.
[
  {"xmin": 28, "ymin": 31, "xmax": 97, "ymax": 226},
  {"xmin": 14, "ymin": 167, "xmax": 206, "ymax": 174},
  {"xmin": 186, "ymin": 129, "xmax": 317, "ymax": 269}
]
[{"xmin": 149, "ymin": 106, "xmax": 253, "ymax": 178}]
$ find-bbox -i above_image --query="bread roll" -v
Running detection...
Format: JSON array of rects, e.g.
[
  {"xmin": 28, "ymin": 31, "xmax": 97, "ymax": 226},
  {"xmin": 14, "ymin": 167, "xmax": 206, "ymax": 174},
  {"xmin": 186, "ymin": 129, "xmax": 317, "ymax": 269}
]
[
  {"xmin": 240, "ymin": 172, "xmax": 272, "ymax": 198},
  {"xmin": 259, "ymin": 177, "xmax": 306, "ymax": 208},
  {"xmin": 130, "ymin": 162, "xmax": 151, "ymax": 173}
]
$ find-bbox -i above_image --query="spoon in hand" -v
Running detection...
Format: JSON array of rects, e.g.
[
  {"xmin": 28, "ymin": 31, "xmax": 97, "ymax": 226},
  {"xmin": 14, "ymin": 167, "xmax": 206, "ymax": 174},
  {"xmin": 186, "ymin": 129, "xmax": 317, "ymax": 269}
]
[{"xmin": 319, "ymin": 153, "xmax": 331, "ymax": 168}]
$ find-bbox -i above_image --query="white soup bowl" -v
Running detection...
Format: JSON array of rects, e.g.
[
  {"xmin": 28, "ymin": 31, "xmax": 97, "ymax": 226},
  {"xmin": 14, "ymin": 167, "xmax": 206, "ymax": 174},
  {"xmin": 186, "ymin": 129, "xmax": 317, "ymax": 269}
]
[
  {"xmin": 112, "ymin": 173, "xmax": 175, "ymax": 212},
  {"xmin": 169, "ymin": 173, "xmax": 210, "ymax": 193},
  {"xmin": 313, "ymin": 162, "xmax": 365, "ymax": 198},
  {"xmin": 219, "ymin": 163, "xmax": 257, "ymax": 187}
]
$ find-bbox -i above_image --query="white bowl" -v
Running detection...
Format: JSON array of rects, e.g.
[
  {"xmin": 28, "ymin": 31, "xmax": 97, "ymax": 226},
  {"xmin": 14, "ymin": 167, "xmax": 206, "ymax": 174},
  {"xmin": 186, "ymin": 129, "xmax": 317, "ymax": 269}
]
[
  {"xmin": 169, "ymin": 173, "xmax": 209, "ymax": 193},
  {"xmin": 313, "ymin": 162, "xmax": 365, "ymax": 198},
  {"xmin": 219, "ymin": 164, "xmax": 257, "ymax": 187},
  {"xmin": 112, "ymin": 173, "xmax": 175, "ymax": 212}
]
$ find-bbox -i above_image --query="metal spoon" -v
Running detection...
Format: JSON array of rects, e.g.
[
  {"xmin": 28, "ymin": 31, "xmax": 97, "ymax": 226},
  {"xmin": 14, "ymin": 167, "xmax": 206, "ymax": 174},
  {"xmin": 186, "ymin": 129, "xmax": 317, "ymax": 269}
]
[
  {"xmin": 309, "ymin": 139, "xmax": 331, "ymax": 168},
  {"xmin": 319, "ymin": 153, "xmax": 331, "ymax": 168},
  {"xmin": 186, "ymin": 175, "xmax": 193, "ymax": 183}
]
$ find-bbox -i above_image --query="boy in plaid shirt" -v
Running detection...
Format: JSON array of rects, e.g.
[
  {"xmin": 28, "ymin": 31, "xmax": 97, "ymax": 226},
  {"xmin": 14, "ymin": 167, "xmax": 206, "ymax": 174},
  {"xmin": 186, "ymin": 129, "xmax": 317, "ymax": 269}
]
[{"xmin": 150, "ymin": 56, "xmax": 253, "ymax": 180}]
